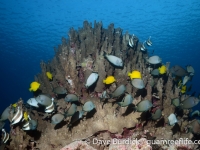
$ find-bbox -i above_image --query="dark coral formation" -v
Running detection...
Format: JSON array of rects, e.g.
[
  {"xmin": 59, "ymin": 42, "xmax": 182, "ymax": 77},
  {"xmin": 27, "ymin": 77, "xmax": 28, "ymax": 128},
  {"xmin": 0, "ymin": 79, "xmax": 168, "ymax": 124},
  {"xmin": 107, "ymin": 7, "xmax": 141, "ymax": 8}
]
[{"xmin": 1, "ymin": 21, "xmax": 200, "ymax": 150}]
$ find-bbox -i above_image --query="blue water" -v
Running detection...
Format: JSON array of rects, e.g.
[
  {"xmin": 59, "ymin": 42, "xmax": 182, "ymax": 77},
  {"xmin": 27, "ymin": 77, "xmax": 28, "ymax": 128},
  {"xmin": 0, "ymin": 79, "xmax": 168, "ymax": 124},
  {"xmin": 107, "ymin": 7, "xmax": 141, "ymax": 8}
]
[{"xmin": 0, "ymin": 0, "xmax": 200, "ymax": 124}]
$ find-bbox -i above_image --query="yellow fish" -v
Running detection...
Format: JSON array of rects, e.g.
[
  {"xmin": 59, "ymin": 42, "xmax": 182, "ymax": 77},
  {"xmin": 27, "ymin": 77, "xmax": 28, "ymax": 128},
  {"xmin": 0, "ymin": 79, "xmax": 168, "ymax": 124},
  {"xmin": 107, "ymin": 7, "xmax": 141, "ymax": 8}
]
[
  {"xmin": 181, "ymin": 85, "xmax": 187, "ymax": 94},
  {"xmin": 128, "ymin": 70, "xmax": 142, "ymax": 79},
  {"xmin": 23, "ymin": 112, "xmax": 29, "ymax": 121},
  {"xmin": 12, "ymin": 103, "xmax": 17, "ymax": 108},
  {"xmin": 29, "ymin": 81, "xmax": 40, "ymax": 92},
  {"xmin": 103, "ymin": 76, "xmax": 116, "ymax": 84},
  {"xmin": 46, "ymin": 72, "xmax": 53, "ymax": 80},
  {"xmin": 158, "ymin": 65, "xmax": 167, "ymax": 74}
]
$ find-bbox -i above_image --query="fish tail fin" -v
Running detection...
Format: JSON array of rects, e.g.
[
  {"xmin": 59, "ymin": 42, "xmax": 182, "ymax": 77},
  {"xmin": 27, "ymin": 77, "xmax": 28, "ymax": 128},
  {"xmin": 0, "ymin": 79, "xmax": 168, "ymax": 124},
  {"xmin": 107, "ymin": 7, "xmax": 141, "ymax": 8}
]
[
  {"xmin": 103, "ymin": 79, "xmax": 106, "ymax": 83},
  {"xmin": 128, "ymin": 72, "xmax": 131, "ymax": 76}
]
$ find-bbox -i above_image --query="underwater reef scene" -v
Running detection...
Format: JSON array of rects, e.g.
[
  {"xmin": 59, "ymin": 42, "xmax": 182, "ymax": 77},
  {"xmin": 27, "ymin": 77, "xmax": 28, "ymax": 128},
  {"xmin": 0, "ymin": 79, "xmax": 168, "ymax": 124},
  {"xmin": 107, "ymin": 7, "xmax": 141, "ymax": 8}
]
[{"xmin": 0, "ymin": 21, "xmax": 200, "ymax": 150}]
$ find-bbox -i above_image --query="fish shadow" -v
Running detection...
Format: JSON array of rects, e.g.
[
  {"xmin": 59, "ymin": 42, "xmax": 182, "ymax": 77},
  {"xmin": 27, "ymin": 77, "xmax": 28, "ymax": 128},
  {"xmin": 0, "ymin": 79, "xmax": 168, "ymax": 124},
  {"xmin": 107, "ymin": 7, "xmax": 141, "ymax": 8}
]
[
  {"xmin": 26, "ymin": 130, "xmax": 42, "ymax": 140},
  {"xmin": 135, "ymin": 89, "xmax": 147, "ymax": 98},
  {"xmin": 155, "ymin": 118, "xmax": 165, "ymax": 128},
  {"xmin": 68, "ymin": 119, "xmax": 81, "ymax": 131},
  {"xmin": 122, "ymin": 104, "xmax": 135, "ymax": 116},
  {"xmin": 111, "ymin": 94, "xmax": 125, "ymax": 106},
  {"xmin": 56, "ymin": 94, "xmax": 67, "ymax": 99},
  {"xmin": 85, "ymin": 108, "xmax": 96, "ymax": 119},
  {"xmin": 137, "ymin": 111, "xmax": 151, "ymax": 122},
  {"xmin": 54, "ymin": 120, "xmax": 68, "ymax": 130},
  {"xmin": 174, "ymin": 107, "xmax": 184, "ymax": 118},
  {"xmin": 33, "ymin": 89, "xmax": 42, "ymax": 97},
  {"xmin": 171, "ymin": 123, "xmax": 181, "ymax": 135}
]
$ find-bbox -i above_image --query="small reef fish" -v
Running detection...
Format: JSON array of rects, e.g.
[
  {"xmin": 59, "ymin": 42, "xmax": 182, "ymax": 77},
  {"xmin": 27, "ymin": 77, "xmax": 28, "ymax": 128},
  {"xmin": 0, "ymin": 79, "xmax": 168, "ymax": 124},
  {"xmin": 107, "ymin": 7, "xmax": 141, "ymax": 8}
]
[
  {"xmin": 131, "ymin": 79, "xmax": 145, "ymax": 89},
  {"xmin": 151, "ymin": 109, "xmax": 162, "ymax": 120},
  {"xmin": 65, "ymin": 103, "xmax": 77, "ymax": 117},
  {"xmin": 168, "ymin": 113, "xmax": 178, "ymax": 126},
  {"xmin": 146, "ymin": 36, "xmax": 152, "ymax": 46},
  {"xmin": 109, "ymin": 84, "xmax": 126, "ymax": 98},
  {"xmin": 11, "ymin": 106, "xmax": 23, "ymax": 125},
  {"xmin": 117, "ymin": 94, "xmax": 133, "ymax": 107},
  {"xmin": 158, "ymin": 65, "xmax": 167, "ymax": 74},
  {"xmin": 151, "ymin": 69, "xmax": 160, "ymax": 76},
  {"xmin": 53, "ymin": 86, "xmax": 67, "ymax": 95},
  {"xmin": 1, "ymin": 129, "xmax": 9, "ymax": 143},
  {"xmin": 170, "ymin": 65, "xmax": 188, "ymax": 77},
  {"xmin": 27, "ymin": 98, "xmax": 39, "ymax": 108},
  {"xmin": 51, "ymin": 113, "xmax": 64, "ymax": 125},
  {"xmin": 85, "ymin": 72, "xmax": 99, "ymax": 88},
  {"xmin": 186, "ymin": 65, "xmax": 195, "ymax": 76},
  {"xmin": 146, "ymin": 56, "xmax": 162, "ymax": 65},
  {"xmin": 140, "ymin": 41, "xmax": 146, "ymax": 51},
  {"xmin": 12, "ymin": 103, "xmax": 17, "ymax": 108},
  {"xmin": 171, "ymin": 98, "xmax": 180, "ymax": 107},
  {"xmin": 29, "ymin": 81, "xmax": 40, "ymax": 92},
  {"xmin": 180, "ymin": 85, "xmax": 187, "ymax": 94},
  {"xmin": 128, "ymin": 34, "xmax": 135, "ymax": 47},
  {"xmin": 83, "ymin": 101, "xmax": 95, "ymax": 112},
  {"xmin": 103, "ymin": 76, "xmax": 116, "ymax": 84},
  {"xmin": 65, "ymin": 94, "xmax": 79, "ymax": 102},
  {"xmin": 182, "ymin": 76, "xmax": 190, "ymax": 85},
  {"xmin": 103, "ymin": 51, "xmax": 123, "ymax": 67},
  {"xmin": 0, "ymin": 107, "xmax": 12, "ymax": 121},
  {"xmin": 180, "ymin": 96, "xmax": 199, "ymax": 109},
  {"xmin": 46, "ymin": 71, "xmax": 53, "ymax": 80},
  {"xmin": 45, "ymin": 100, "xmax": 54, "ymax": 113},
  {"xmin": 135, "ymin": 100, "xmax": 152, "ymax": 112},
  {"xmin": 36, "ymin": 94, "xmax": 52, "ymax": 107},
  {"xmin": 23, "ymin": 119, "xmax": 38, "ymax": 130},
  {"xmin": 128, "ymin": 70, "xmax": 142, "ymax": 79}
]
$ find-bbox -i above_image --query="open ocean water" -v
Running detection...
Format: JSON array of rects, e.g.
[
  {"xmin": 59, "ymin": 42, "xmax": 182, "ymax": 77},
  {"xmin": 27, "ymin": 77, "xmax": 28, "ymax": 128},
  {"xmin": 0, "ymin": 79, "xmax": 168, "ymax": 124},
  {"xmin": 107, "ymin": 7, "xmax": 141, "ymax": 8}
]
[{"xmin": 0, "ymin": 0, "xmax": 200, "ymax": 130}]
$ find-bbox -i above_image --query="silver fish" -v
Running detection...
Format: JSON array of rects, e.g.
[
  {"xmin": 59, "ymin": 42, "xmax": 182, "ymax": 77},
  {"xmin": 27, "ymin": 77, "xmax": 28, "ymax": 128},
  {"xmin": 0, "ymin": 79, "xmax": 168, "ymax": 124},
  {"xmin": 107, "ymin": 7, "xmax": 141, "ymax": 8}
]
[
  {"xmin": 180, "ymin": 97, "xmax": 199, "ymax": 109},
  {"xmin": 109, "ymin": 84, "xmax": 126, "ymax": 98},
  {"xmin": 170, "ymin": 65, "xmax": 188, "ymax": 77},
  {"xmin": 131, "ymin": 79, "xmax": 145, "ymax": 89},
  {"xmin": 171, "ymin": 98, "xmax": 180, "ymax": 107},
  {"xmin": 117, "ymin": 94, "xmax": 133, "ymax": 107},
  {"xmin": 51, "ymin": 113, "xmax": 64, "ymax": 125},
  {"xmin": 85, "ymin": 73, "xmax": 99, "ymax": 88},
  {"xmin": 182, "ymin": 75, "xmax": 190, "ymax": 85},
  {"xmin": 151, "ymin": 109, "xmax": 162, "ymax": 120},
  {"xmin": 168, "ymin": 113, "xmax": 178, "ymax": 126},
  {"xmin": 186, "ymin": 65, "xmax": 195, "ymax": 76},
  {"xmin": 65, "ymin": 103, "xmax": 77, "ymax": 117},
  {"xmin": 151, "ymin": 69, "xmax": 160, "ymax": 76},
  {"xmin": 83, "ymin": 101, "xmax": 95, "ymax": 112},
  {"xmin": 136, "ymin": 100, "xmax": 152, "ymax": 112},
  {"xmin": 103, "ymin": 51, "xmax": 123, "ymax": 67},
  {"xmin": 65, "ymin": 94, "xmax": 79, "ymax": 102},
  {"xmin": 0, "ymin": 106, "xmax": 12, "ymax": 121},
  {"xmin": 35, "ymin": 94, "xmax": 52, "ymax": 107},
  {"xmin": 53, "ymin": 86, "xmax": 67, "ymax": 94},
  {"xmin": 146, "ymin": 56, "xmax": 162, "ymax": 65},
  {"xmin": 27, "ymin": 98, "xmax": 39, "ymax": 108}
]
